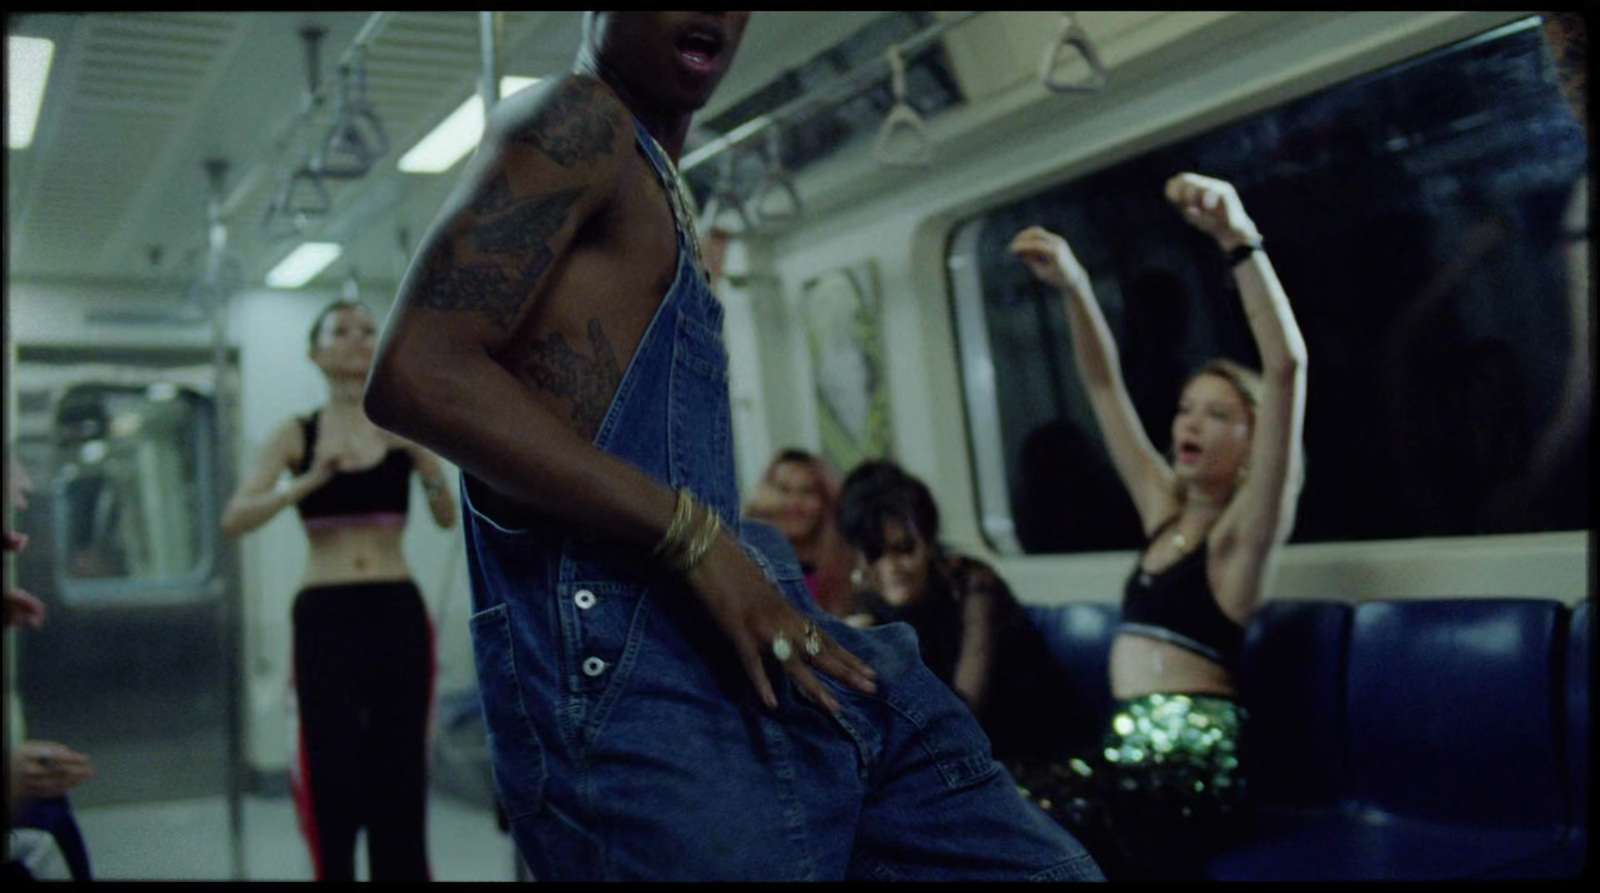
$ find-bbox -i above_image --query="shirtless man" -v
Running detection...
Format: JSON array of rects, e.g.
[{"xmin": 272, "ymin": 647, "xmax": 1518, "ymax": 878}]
[{"xmin": 365, "ymin": 11, "xmax": 1103, "ymax": 882}]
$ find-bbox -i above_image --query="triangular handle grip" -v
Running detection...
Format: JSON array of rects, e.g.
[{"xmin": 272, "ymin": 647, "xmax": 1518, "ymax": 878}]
[
  {"xmin": 316, "ymin": 107, "xmax": 389, "ymax": 178},
  {"xmin": 261, "ymin": 167, "xmax": 330, "ymax": 239},
  {"xmin": 702, "ymin": 192, "xmax": 752, "ymax": 236},
  {"xmin": 1040, "ymin": 16, "xmax": 1109, "ymax": 94},
  {"xmin": 875, "ymin": 103, "xmax": 935, "ymax": 167},
  {"xmin": 749, "ymin": 172, "xmax": 803, "ymax": 226}
]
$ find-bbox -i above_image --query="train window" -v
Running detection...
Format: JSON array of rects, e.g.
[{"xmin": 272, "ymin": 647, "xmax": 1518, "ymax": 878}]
[
  {"xmin": 949, "ymin": 17, "xmax": 1588, "ymax": 554},
  {"xmin": 51, "ymin": 382, "xmax": 220, "ymax": 601}
]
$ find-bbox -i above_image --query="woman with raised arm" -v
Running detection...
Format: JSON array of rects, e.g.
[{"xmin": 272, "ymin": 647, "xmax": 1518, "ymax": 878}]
[
  {"xmin": 221, "ymin": 299, "xmax": 458, "ymax": 882},
  {"xmin": 1011, "ymin": 173, "xmax": 1308, "ymax": 879}
]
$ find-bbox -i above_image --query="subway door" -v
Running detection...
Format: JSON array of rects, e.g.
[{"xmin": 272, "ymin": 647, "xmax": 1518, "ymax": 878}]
[{"xmin": 11, "ymin": 346, "xmax": 243, "ymax": 811}]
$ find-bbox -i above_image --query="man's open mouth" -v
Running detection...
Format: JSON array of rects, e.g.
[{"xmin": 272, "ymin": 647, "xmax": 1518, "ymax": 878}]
[{"xmin": 676, "ymin": 26, "xmax": 725, "ymax": 70}]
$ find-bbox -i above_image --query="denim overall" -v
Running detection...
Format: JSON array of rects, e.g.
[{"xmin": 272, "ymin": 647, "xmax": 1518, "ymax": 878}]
[{"xmin": 459, "ymin": 118, "xmax": 1104, "ymax": 882}]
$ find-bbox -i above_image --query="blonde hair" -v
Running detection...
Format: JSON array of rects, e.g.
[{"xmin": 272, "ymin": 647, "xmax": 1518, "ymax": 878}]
[
  {"xmin": 1193, "ymin": 358, "xmax": 1262, "ymax": 425},
  {"xmin": 1169, "ymin": 358, "xmax": 1263, "ymax": 510}
]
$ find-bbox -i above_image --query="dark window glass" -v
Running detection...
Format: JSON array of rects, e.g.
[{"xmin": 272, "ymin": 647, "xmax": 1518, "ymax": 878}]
[{"xmin": 950, "ymin": 18, "xmax": 1588, "ymax": 553}]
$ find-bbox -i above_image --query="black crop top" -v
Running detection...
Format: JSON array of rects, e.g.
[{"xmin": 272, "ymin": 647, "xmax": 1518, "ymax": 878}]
[
  {"xmin": 1118, "ymin": 521, "xmax": 1245, "ymax": 670},
  {"xmin": 294, "ymin": 411, "xmax": 412, "ymax": 524}
]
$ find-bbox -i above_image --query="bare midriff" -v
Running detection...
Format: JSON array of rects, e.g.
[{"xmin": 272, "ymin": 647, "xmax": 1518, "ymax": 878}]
[
  {"xmin": 1109, "ymin": 633, "xmax": 1238, "ymax": 700},
  {"xmin": 302, "ymin": 522, "xmax": 413, "ymax": 588}
]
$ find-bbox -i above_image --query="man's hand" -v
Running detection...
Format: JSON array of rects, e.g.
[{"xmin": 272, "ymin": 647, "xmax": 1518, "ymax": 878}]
[{"xmin": 688, "ymin": 538, "xmax": 877, "ymax": 714}]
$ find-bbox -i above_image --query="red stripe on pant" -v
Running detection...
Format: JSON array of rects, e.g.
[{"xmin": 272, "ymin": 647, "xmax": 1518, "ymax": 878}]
[{"xmin": 289, "ymin": 667, "xmax": 327, "ymax": 880}]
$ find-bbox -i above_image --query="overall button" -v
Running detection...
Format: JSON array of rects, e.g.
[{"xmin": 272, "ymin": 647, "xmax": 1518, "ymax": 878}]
[
  {"xmin": 582, "ymin": 656, "xmax": 607, "ymax": 678},
  {"xmin": 574, "ymin": 589, "xmax": 597, "ymax": 610}
]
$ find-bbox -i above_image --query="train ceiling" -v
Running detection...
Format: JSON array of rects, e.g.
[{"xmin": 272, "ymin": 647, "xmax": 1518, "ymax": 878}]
[{"xmin": 5, "ymin": 11, "xmax": 894, "ymax": 296}]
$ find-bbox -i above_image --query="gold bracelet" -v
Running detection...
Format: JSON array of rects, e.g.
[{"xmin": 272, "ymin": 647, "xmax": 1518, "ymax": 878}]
[
  {"xmin": 676, "ymin": 505, "xmax": 722, "ymax": 575},
  {"xmin": 653, "ymin": 487, "xmax": 697, "ymax": 568}
]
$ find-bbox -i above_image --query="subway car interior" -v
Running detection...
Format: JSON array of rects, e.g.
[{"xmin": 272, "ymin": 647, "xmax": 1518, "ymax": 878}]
[{"xmin": 3, "ymin": 10, "xmax": 1590, "ymax": 882}]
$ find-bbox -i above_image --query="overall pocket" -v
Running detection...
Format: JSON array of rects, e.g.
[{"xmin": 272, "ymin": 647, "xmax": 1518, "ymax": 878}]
[{"xmin": 469, "ymin": 604, "xmax": 549, "ymax": 820}]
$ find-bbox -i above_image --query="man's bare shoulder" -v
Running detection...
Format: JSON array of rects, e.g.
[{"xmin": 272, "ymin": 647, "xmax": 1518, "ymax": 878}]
[{"xmin": 488, "ymin": 74, "xmax": 635, "ymax": 169}]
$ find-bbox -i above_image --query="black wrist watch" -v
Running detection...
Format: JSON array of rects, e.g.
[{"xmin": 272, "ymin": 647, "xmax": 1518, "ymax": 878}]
[{"xmin": 1228, "ymin": 240, "xmax": 1263, "ymax": 267}]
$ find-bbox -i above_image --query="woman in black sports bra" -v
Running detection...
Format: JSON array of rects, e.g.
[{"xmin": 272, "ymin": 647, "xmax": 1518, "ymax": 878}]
[
  {"xmin": 222, "ymin": 299, "xmax": 457, "ymax": 881},
  {"xmin": 1012, "ymin": 174, "xmax": 1308, "ymax": 878}
]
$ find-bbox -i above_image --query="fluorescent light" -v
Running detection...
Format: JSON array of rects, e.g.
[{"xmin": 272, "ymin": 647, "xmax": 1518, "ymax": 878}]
[
  {"xmin": 265, "ymin": 242, "xmax": 343, "ymax": 289},
  {"xmin": 398, "ymin": 76, "xmax": 542, "ymax": 174},
  {"xmin": 7, "ymin": 36, "xmax": 56, "ymax": 150}
]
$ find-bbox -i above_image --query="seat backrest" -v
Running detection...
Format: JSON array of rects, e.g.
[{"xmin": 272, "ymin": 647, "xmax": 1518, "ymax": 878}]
[
  {"xmin": 1025, "ymin": 602, "xmax": 1119, "ymax": 750},
  {"xmin": 1345, "ymin": 599, "xmax": 1565, "ymax": 828},
  {"xmin": 1567, "ymin": 600, "xmax": 1590, "ymax": 830},
  {"xmin": 1236, "ymin": 600, "xmax": 1352, "ymax": 808}
]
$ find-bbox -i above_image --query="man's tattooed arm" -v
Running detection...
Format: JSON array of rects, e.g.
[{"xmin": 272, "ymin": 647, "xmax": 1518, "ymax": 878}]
[
  {"xmin": 519, "ymin": 319, "xmax": 622, "ymax": 438},
  {"xmin": 509, "ymin": 80, "xmax": 622, "ymax": 166},
  {"xmin": 400, "ymin": 78, "xmax": 625, "ymax": 332},
  {"xmin": 408, "ymin": 184, "xmax": 579, "ymax": 330}
]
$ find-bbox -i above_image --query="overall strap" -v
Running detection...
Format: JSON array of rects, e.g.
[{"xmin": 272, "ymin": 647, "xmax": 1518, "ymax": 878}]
[{"xmin": 631, "ymin": 117, "xmax": 701, "ymax": 269}]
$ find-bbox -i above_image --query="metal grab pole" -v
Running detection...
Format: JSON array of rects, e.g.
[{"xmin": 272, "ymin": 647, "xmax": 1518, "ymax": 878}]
[
  {"xmin": 480, "ymin": 11, "xmax": 504, "ymax": 115},
  {"xmin": 204, "ymin": 158, "xmax": 247, "ymax": 882}
]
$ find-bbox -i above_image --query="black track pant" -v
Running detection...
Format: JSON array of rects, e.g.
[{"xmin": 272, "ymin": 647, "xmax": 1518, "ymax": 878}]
[{"xmin": 291, "ymin": 581, "xmax": 434, "ymax": 882}]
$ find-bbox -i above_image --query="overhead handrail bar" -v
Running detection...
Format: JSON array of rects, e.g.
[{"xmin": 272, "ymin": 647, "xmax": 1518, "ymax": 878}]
[
  {"xmin": 1039, "ymin": 12, "xmax": 1109, "ymax": 94},
  {"xmin": 873, "ymin": 43, "xmax": 935, "ymax": 167},
  {"xmin": 226, "ymin": 13, "xmax": 393, "ymax": 217},
  {"xmin": 747, "ymin": 125, "xmax": 803, "ymax": 228},
  {"xmin": 341, "ymin": 13, "xmax": 394, "ymax": 72},
  {"xmin": 681, "ymin": 10, "xmax": 988, "ymax": 175}
]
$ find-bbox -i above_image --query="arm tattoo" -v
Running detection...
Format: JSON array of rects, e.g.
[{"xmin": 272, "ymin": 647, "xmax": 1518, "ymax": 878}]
[
  {"xmin": 509, "ymin": 81, "xmax": 622, "ymax": 167},
  {"xmin": 521, "ymin": 319, "xmax": 622, "ymax": 437},
  {"xmin": 472, "ymin": 172, "xmax": 516, "ymax": 215},
  {"xmin": 409, "ymin": 187, "xmax": 581, "ymax": 330},
  {"xmin": 403, "ymin": 80, "xmax": 617, "ymax": 329}
]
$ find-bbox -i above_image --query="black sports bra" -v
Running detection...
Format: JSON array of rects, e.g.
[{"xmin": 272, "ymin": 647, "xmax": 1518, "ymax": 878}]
[
  {"xmin": 294, "ymin": 411, "xmax": 412, "ymax": 527},
  {"xmin": 1118, "ymin": 520, "xmax": 1245, "ymax": 670}
]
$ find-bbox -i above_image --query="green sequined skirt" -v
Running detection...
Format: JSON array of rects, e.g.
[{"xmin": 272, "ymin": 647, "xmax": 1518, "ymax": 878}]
[{"xmin": 1007, "ymin": 692, "xmax": 1250, "ymax": 879}]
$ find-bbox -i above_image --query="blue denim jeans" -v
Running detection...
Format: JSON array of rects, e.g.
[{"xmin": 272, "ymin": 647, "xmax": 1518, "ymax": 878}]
[{"xmin": 457, "ymin": 114, "xmax": 1103, "ymax": 882}]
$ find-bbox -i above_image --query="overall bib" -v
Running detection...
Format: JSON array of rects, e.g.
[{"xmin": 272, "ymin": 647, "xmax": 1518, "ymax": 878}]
[{"xmin": 459, "ymin": 118, "xmax": 1103, "ymax": 882}]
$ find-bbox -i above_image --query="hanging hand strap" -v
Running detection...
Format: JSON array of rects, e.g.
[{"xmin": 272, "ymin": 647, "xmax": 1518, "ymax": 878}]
[
  {"xmin": 701, "ymin": 151, "xmax": 753, "ymax": 235},
  {"xmin": 1039, "ymin": 13, "xmax": 1109, "ymax": 94},
  {"xmin": 874, "ymin": 44, "xmax": 935, "ymax": 167},
  {"xmin": 748, "ymin": 126, "xmax": 803, "ymax": 227},
  {"xmin": 316, "ymin": 52, "xmax": 389, "ymax": 178}
]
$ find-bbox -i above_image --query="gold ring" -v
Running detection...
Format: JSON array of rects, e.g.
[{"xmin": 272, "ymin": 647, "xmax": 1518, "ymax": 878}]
[
  {"xmin": 803, "ymin": 620, "xmax": 823, "ymax": 659},
  {"xmin": 772, "ymin": 631, "xmax": 794, "ymax": 663}
]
